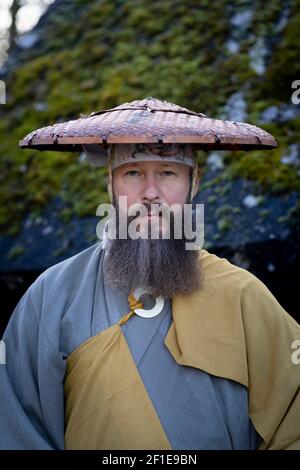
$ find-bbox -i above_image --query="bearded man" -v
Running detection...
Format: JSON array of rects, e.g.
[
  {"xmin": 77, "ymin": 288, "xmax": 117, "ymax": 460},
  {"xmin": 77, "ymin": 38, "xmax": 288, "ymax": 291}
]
[{"xmin": 0, "ymin": 99, "xmax": 299, "ymax": 451}]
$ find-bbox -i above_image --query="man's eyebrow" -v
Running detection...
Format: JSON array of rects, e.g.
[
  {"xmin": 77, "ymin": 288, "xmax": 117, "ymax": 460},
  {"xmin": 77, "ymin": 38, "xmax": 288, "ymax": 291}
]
[
  {"xmin": 120, "ymin": 162, "xmax": 179, "ymax": 169},
  {"xmin": 121, "ymin": 162, "xmax": 139, "ymax": 168}
]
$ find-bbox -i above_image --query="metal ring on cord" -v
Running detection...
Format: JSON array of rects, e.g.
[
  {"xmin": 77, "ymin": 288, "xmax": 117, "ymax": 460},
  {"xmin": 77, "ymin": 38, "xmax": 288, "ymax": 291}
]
[{"xmin": 132, "ymin": 287, "xmax": 164, "ymax": 318}]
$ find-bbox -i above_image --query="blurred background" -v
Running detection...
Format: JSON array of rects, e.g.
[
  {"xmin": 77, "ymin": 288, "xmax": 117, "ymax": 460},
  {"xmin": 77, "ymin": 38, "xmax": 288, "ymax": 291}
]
[{"xmin": 0, "ymin": 0, "xmax": 299, "ymax": 334}]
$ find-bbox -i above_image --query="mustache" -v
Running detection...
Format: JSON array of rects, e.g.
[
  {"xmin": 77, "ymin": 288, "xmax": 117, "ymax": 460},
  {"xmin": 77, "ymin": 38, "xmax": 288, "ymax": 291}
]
[
  {"xmin": 119, "ymin": 202, "xmax": 181, "ymax": 223},
  {"xmin": 128, "ymin": 202, "xmax": 164, "ymax": 218},
  {"xmin": 114, "ymin": 202, "xmax": 178, "ymax": 240}
]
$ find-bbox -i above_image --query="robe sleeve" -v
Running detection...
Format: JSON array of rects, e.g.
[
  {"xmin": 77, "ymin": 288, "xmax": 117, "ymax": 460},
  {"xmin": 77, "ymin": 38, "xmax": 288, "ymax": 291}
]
[
  {"xmin": 241, "ymin": 276, "xmax": 300, "ymax": 450},
  {"xmin": 0, "ymin": 276, "xmax": 66, "ymax": 449}
]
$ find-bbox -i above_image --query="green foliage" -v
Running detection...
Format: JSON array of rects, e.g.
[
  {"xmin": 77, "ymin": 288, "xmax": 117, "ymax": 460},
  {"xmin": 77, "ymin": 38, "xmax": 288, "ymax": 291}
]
[
  {"xmin": 0, "ymin": 0, "xmax": 299, "ymax": 234},
  {"xmin": 7, "ymin": 244, "xmax": 26, "ymax": 260},
  {"xmin": 217, "ymin": 216, "xmax": 232, "ymax": 233},
  {"xmin": 225, "ymin": 145, "xmax": 300, "ymax": 193}
]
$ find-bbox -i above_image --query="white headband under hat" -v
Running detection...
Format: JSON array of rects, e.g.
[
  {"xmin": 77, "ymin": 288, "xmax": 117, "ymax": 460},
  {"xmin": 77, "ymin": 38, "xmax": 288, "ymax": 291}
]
[{"xmin": 82, "ymin": 143, "xmax": 200, "ymax": 202}]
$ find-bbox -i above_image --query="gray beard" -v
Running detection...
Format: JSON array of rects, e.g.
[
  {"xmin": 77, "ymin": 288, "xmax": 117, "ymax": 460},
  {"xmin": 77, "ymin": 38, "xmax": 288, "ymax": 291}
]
[{"xmin": 103, "ymin": 216, "xmax": 203, "ymax": 298}]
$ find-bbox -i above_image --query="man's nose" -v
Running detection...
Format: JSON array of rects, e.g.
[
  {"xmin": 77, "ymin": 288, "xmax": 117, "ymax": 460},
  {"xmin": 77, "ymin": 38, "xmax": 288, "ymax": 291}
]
[{"xmin": 141, "ymin": 174, "xmax": 161, "ymax": 203}]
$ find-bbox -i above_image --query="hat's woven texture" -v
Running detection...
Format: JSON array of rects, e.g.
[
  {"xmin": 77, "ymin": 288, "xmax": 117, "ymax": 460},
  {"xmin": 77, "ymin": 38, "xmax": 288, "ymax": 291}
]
[{"xmin": 19, "ymin": 97, "xmax": 277, "ymax": 151}]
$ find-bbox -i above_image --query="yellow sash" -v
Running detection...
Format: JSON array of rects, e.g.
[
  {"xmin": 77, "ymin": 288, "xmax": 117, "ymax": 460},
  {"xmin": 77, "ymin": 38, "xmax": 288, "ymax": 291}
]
[
  {"xmin": 166, "ymin": 250, "xmax": 300, "ymax": 450},
  {"xmin": 64, "ymin": 324, "xmax": 171, "ymax": 450}
]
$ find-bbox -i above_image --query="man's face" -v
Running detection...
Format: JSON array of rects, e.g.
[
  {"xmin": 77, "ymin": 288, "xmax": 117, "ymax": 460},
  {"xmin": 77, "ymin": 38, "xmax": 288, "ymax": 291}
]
[
  {"xmin": 112, "ymin": 160, "xmax": 190, "ymax": 208},
  {"xmin": 105, "ymin": 160, "xmax": 202, "ymax": 297},
  {"xmin": 112, "ymin": 160, "xmax": 190, "ymax": 237}
]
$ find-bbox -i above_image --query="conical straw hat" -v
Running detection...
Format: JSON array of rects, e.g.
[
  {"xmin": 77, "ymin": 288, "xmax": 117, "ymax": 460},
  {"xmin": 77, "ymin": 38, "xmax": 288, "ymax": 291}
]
[{"xmin": 19, "ymin": 97, "xmax": 278, "ymax": 152}]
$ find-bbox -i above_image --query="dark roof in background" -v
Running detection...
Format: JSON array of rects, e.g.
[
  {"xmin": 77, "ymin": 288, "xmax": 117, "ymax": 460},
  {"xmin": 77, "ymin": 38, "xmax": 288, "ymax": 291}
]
[{"xmin": 0, "ymin": 0, "xmax": 299, "ymax": 296}]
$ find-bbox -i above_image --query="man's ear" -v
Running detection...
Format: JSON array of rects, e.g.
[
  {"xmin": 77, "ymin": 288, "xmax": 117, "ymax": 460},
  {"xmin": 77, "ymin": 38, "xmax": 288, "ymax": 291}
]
[
  {"xmin": 195, "ymin": 167, "xmax": 202, "ymax": 193},
  {"xmin": 107, "ymin": 168, "xmax": 114, "ymax": 203}
]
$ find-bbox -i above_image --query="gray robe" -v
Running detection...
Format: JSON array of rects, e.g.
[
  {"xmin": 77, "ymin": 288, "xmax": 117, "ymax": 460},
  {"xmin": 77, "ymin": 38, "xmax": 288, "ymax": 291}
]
[{"xmin": 0, "ymin": 242, "xmax": 261, "ymax": 449}]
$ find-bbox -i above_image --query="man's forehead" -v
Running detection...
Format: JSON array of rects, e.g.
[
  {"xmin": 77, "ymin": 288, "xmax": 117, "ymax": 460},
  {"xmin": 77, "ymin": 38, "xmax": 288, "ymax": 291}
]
[
  {"xmin": 108, "ymin": 143, "xmax": 197, "ymax": 171},
  {"xmin": 114, "ymin": 160, "xmax": 188, "ymax": 170}
]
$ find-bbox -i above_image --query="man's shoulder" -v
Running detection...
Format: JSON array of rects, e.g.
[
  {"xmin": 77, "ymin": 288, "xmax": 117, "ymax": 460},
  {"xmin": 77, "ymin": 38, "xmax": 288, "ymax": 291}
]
[
  {"xmin": 200, "ymin": 248, "xmax": 257, "ymax": 290},
  {"xmin": 200, "ymin": 249, "xmax": 299, "ymax": 325},
  {"xmin": 6, "ymin": 243, "xmax": 104, "ymax": 330},
  {"xmin": 33, "ymin": 242, "xmax": 103, "ymax": 290},
  {"xmin": 198, "ymin": 249, "xmax": 299, "ymax": 326}
]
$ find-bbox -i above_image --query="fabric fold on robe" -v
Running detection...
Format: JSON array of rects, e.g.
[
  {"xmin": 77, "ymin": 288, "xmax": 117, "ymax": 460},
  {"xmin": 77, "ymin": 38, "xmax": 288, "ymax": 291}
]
[
  {"xmin": 165, "ymin": 250, "xmax": 300, "ymax": 450},
  {"xmin": 64, "ymin": 324, "xmax": 171, "ymax": 450}
]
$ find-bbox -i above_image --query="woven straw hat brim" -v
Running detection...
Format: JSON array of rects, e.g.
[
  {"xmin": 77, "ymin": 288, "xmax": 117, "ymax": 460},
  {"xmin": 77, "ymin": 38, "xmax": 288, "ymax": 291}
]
[{"xmin": 19, "ymin": 97, "xmax": 278, "ymax": 152}]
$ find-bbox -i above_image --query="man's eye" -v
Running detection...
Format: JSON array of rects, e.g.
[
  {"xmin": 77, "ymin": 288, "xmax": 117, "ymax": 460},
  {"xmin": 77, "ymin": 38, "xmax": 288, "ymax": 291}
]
[
  {"xmin": 162, "ymin": 170, "xmax": 176, "ymax": 176},
  {"xmin": 125, "ymin": 170, "xmax": 140, "ymax": 176}
]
